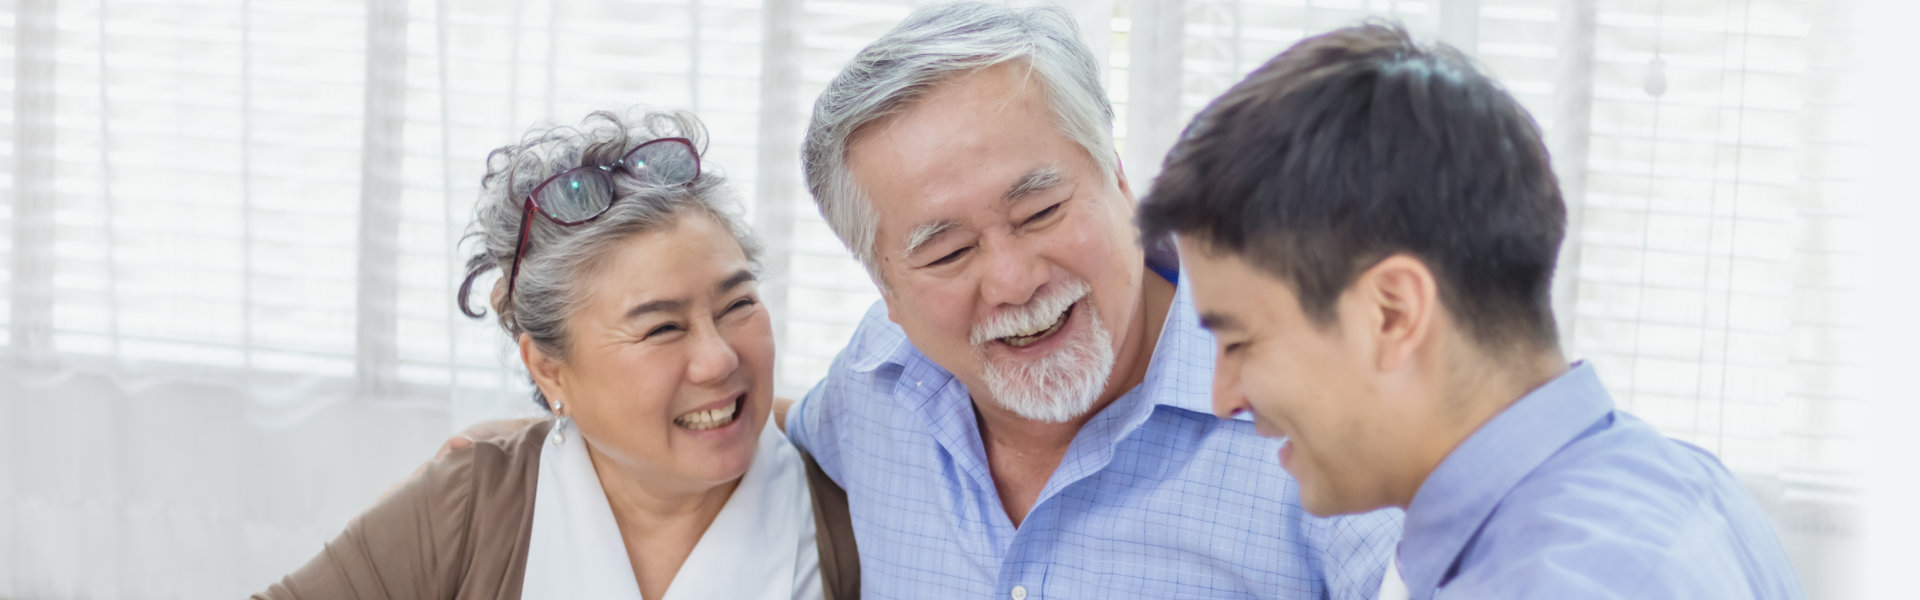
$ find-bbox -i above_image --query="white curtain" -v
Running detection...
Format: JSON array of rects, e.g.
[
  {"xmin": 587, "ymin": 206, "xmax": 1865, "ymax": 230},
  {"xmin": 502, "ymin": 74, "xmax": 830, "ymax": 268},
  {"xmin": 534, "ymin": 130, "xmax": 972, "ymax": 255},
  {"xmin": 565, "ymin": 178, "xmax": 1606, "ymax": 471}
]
[{"xmin": 0, "ymin": 0, "xmax": 1870, "ymax": 597}]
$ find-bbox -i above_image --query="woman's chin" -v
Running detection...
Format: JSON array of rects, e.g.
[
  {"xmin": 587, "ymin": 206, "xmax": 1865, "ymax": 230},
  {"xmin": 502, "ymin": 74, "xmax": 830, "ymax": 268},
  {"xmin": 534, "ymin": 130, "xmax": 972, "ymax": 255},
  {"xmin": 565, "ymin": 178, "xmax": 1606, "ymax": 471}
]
[
  {"xmin": 671, "ymin": 411, "xmax": 765, "ymax": 485},
  {"xmin": 681, "ymin": 444, "xmax": 759, "ymax": 490}
]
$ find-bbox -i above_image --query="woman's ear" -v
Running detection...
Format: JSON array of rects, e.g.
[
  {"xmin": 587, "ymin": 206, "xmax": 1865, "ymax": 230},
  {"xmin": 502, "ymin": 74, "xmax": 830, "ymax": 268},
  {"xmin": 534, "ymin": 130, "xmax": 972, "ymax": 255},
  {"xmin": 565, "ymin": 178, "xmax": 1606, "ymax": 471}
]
[{"xmin": 519, "ymin": 332, "xmax": 568, "ymax": 413}]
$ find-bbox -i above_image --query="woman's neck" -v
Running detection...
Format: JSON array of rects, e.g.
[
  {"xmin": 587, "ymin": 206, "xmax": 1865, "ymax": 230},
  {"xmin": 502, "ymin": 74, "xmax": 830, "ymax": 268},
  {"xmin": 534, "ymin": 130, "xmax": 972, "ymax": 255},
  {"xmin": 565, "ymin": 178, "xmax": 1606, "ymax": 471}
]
[{"xmin": 584, "ymin": 441, "xmax": 743, "ymax": 600}]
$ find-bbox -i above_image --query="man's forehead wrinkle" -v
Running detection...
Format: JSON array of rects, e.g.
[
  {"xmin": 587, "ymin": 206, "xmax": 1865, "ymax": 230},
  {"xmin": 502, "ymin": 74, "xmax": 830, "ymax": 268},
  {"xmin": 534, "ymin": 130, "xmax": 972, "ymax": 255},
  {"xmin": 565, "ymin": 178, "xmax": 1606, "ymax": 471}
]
[
  {"xmin": 983, "ymin": 62, "xmax": 1041, "ymax": 117},
  {"xmin": 862, "ymin": 65, "xmax": 1063, "ymax": 264}
]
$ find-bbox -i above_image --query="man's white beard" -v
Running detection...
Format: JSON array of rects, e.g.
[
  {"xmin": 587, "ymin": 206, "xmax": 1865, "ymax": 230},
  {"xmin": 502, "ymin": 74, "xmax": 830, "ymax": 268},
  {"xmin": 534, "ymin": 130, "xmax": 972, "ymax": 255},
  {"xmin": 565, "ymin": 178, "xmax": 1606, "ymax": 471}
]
[{"xmin": 972, "ymin": 282, "xmax": 1117, "ymax": 424}]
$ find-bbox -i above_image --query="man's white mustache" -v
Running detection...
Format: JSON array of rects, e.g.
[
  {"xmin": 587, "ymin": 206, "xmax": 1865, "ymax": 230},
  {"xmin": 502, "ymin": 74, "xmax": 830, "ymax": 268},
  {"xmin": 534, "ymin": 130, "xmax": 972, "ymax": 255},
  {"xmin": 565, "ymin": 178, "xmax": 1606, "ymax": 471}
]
[{"xmin": 969, "ymin": 279, "xmax": 1091, "ymax": 347}]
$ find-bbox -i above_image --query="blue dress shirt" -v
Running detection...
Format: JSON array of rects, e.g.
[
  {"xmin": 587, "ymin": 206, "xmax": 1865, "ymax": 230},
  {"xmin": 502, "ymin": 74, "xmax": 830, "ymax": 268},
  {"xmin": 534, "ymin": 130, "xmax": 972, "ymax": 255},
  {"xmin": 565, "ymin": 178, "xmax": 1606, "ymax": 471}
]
[
  {"xmin": 1399, "ymin": 362, "xmax": 1805, "ymax": 599},
  {"xmin": 788, "ymin": 273, "xmax": 1400, "ymax": 600}
]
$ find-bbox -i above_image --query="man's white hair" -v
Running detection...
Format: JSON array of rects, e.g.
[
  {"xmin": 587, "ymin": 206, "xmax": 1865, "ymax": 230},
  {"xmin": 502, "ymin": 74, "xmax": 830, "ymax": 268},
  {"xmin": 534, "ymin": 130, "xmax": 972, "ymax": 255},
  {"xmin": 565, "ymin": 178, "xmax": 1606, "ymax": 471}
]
[{"xmin": 800, "ymin": 1, "xmax": 1117, "ymax": 284}]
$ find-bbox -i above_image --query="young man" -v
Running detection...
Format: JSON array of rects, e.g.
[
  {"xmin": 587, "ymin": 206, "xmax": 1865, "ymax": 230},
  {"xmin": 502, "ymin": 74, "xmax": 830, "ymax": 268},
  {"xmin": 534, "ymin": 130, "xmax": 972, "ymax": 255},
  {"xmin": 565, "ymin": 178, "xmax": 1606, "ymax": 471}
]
[{"xmin": 1137, "ymin": 23, "xmax": 1804, "ymax": 599}]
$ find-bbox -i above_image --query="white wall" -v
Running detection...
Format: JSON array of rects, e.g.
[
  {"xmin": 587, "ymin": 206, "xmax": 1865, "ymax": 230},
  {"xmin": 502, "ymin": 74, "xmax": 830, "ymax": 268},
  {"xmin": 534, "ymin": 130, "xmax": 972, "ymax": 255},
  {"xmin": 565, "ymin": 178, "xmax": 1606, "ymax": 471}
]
[{"xmin": 1, "ymin": 372, "xmax": 452, "ymax": 599}]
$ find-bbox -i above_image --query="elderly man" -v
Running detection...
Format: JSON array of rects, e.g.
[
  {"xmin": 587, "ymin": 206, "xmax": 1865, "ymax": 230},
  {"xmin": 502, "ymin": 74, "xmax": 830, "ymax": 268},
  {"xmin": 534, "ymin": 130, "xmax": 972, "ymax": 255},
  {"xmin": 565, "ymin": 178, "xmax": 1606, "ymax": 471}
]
[
  {"xmin": 1138, "ymin": 23, "xmax": 1805, "ymax": 599},
  {"xmin": 784, "ymin": 3, "xmax": 1397, "ymax": 598}
]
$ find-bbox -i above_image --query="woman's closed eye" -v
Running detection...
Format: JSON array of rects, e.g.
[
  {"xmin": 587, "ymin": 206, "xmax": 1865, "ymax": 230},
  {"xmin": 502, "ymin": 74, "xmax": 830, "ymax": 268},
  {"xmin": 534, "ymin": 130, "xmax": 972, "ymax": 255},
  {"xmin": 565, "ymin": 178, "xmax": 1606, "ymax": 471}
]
[
  {"xmin": 643, "ymin": 322, "xmax": 685, "ymax": 340},
  {"xmin": 723, "ymin": 296, "xmax": 758, "ymax": 316}
]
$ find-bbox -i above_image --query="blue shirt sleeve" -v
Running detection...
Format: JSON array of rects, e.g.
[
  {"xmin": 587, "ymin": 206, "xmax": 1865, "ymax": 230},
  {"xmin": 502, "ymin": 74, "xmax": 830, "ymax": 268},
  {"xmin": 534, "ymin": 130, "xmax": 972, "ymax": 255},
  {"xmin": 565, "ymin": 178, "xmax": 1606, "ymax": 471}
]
[{"xmin": 787, "ymin": 373, "xmax": 844, "ymax": 485}]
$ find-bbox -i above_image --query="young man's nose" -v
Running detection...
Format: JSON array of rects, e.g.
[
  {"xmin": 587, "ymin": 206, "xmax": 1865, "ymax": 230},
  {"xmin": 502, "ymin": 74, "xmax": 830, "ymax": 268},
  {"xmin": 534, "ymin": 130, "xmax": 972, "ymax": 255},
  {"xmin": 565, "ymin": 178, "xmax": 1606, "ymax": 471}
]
[{"xmin": 1211, "ymin": 357, "xmax": 1250, "ymax": 420}]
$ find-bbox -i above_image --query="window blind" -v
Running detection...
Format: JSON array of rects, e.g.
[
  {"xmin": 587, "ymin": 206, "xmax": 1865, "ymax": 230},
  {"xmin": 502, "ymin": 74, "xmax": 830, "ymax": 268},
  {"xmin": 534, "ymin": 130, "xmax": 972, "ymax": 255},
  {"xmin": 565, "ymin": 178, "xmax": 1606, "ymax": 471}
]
[
  {"xmin": 0, "ymin": 3, "xmax": 1865, "ymax": 594},
  {"xmin": 14, "ymin": 0, "xmax": 370, "ymax": 424},
  {"xmin": 1568, "ymin": 0, "xmax": 1863, "ymax": 500}
]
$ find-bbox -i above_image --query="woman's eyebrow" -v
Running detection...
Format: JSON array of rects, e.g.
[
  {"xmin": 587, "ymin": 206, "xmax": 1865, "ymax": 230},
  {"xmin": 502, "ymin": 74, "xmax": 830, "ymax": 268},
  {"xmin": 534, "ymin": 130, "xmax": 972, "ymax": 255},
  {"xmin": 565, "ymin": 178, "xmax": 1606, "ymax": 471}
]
[
  {"xmin": 625, "ymin": 298, "xmax": 685, "ymax": 321},
  {"xmin": 715, "ymin": 269, "xmax": 757, "ymax": 294}
]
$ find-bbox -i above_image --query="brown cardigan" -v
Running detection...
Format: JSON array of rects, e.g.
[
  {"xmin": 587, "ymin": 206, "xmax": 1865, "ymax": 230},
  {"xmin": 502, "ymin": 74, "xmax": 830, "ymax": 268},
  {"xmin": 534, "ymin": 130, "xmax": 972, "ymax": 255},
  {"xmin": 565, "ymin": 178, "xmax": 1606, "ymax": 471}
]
[{"xmin": 254, "ymin": 420, "xmax": 858, "ymax": 600}]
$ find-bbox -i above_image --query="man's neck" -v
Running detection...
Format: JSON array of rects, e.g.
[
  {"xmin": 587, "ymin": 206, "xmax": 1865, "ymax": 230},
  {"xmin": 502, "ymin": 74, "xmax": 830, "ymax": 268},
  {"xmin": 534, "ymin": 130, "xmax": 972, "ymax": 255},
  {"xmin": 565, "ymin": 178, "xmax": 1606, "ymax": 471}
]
[
  {"xmin": 588, "ymin": 442, "xmax": 738, "ymax": 538},
  {"xmin": 1396, "ymin": 348, "xmax": 1570, "ymax": 508}
]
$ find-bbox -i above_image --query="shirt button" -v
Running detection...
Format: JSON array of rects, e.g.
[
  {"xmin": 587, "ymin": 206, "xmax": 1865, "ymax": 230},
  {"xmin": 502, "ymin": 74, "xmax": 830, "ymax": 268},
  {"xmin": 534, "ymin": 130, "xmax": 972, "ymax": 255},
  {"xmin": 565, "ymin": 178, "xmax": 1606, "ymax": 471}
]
[{"xmin": 1011, "ymin": 585, "xmax": 1028, "ymax": 600}]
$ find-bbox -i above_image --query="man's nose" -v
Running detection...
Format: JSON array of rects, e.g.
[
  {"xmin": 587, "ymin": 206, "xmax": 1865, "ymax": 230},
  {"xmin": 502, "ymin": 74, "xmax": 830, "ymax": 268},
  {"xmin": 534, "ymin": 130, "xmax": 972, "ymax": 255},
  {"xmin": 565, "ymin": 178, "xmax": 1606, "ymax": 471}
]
[
  {"xmin": 1212, "ymin": 356, "xmax": 1249, "ymax": 420},
  {"xmin": 978, "ymin": 238, "xmax": 1049, "ymax": 308}
]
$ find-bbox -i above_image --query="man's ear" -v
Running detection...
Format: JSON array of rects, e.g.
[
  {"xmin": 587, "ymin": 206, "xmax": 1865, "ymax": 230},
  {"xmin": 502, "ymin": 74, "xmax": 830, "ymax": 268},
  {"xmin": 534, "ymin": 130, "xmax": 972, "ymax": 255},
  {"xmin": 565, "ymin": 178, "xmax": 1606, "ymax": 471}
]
[
  {"xmin": 1113, "ymin": 154, "xmax": 1134, "ymax": 200},
  {"xmin": 519, "ymin": 332, "xmax": 568, "ymax": 413},
  {"xmin": 881, "ymin": 280, "xmax": 903, "ymax": 326},
  {"xmin": 1351, "ymin": 254, "xmax": 1439, "ymax": 373}
]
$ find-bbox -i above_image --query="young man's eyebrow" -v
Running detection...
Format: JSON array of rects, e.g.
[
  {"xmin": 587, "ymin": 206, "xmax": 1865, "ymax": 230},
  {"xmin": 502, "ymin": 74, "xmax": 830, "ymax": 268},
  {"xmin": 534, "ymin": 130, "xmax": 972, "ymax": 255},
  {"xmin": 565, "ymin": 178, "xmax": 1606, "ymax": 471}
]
[{"xmin": 1198, "ymin": 311, "xmax": 1241, "ymax": 332}]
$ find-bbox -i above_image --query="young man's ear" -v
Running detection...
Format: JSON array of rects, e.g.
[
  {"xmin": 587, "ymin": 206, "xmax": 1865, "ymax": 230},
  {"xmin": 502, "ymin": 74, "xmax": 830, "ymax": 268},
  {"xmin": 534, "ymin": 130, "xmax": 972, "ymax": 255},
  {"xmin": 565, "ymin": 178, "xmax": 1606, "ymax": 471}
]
[
  {"xmin": 519, "ymin": 333, "xmax": 568, "ymax": 414},
  {"xmin": 1353, "ymin": 254, "xmax": 1439, "ymax": 372}
]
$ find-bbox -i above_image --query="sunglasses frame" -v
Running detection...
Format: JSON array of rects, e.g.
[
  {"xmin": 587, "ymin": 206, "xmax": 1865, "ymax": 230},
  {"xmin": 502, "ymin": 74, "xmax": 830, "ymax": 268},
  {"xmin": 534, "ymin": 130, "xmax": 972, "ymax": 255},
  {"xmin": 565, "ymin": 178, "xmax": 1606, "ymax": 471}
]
[{"xmin": 459, "ymin": 137, "xmax": 699, "ymax": 319}]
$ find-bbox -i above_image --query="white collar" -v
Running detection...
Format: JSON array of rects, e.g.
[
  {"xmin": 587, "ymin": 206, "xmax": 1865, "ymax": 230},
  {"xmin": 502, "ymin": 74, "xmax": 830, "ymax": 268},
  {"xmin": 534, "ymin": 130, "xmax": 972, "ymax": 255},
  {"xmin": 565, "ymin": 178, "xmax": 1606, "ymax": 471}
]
[
  {"xmin": 1378, "ymin": 547, "xmax": 1409, "ymax": 600},
  {"xmin": 522, "ymin": 418, "xmax": 821, "ymax": 600}
]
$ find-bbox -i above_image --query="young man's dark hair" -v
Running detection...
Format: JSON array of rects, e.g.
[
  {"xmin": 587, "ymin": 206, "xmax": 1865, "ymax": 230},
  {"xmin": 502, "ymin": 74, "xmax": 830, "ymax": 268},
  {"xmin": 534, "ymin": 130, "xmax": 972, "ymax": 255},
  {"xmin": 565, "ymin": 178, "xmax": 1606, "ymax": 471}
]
[{"xmin": 1138, "ymin": 21, "xmax": 1566, "ymax": 354}]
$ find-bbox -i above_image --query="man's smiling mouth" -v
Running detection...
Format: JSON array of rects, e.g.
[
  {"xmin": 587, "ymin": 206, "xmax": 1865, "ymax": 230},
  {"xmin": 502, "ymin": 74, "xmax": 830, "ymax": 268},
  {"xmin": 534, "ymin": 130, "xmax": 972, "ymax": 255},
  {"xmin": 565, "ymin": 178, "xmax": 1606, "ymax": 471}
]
[{"xmin": 998, "ymin": 302, "xmax": 1073, "ymax": 348}]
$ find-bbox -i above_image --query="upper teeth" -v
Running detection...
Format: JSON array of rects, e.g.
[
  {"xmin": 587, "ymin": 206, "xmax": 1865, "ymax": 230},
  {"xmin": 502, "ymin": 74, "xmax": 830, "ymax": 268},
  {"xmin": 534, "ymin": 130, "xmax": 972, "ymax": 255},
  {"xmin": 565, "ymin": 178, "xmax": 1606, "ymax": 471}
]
[
  {"xmin": 675, "ymin": 400, "xmax": 739, "ymax": 430},
  {"xmin": 1001, "ymin": 309, "xmax": 1068, "ymax": 347},
  {"xmin": 1010, "ymin": 315, "xmax": 1059, "ymax": 337}
]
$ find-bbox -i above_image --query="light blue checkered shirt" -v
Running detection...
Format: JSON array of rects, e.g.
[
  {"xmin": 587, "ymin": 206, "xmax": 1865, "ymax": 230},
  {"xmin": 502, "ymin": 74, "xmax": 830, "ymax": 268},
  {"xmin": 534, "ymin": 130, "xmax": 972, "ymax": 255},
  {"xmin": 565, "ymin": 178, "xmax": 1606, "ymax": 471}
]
[{"xmin": 788, "ymin": 271, "xmax": 1402, "ymax": 599}]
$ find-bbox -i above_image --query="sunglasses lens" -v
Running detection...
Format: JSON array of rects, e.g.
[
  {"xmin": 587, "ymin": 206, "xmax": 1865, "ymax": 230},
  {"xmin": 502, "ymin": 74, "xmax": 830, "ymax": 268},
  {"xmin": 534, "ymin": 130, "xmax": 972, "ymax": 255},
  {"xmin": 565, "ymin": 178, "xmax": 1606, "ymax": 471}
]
[
  {"xmin": 535, "ymin": 169, "xmax": 614, "ymax": 223},
  {"xmin": 623, "ymin": 140, "xmax": 698, "ymax": 187}
]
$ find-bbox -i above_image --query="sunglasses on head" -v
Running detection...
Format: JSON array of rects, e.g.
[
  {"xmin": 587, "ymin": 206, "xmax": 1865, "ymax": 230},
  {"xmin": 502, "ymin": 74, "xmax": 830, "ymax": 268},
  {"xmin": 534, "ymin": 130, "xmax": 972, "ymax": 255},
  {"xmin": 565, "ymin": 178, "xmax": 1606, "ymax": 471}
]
[{"xmin": 459, "ymin": 137, "xmax": 701, "ymax": 318}]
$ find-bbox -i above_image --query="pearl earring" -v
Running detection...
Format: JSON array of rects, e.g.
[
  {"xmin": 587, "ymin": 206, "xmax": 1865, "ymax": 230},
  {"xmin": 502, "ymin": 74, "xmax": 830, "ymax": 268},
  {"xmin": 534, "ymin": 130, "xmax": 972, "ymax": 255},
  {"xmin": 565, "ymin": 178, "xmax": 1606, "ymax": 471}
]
[{"xmin": 549, "ymin": 400, "xmax": 568, "ymax": 446}]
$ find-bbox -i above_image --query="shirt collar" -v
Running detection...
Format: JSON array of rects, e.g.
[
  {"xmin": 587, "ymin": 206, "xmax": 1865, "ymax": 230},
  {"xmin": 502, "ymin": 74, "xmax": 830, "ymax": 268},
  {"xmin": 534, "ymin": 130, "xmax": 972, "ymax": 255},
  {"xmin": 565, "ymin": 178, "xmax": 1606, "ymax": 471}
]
[
  {"xmin": 1131, "ymin": 267, "xmax": 1228, "ymax": 418},
  {"xmin": 1397, "ymin": 361, "xmax": 1614, "ymax": 598},
  {"xmin": 848, "ymin": 302, "xmax": 914, "ymax": 374},
  {"xmin": 1027, "ymin": 265, "xmax": 1247, "ymax": 503}
]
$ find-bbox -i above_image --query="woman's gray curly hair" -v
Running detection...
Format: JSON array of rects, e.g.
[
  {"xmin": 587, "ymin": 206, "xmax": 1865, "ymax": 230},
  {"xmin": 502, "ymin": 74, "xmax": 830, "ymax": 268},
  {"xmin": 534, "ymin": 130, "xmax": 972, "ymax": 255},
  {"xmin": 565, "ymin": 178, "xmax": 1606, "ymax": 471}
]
[{"xmin": 457, "ymin": 109, "xmax": 762, "ymax": 411}]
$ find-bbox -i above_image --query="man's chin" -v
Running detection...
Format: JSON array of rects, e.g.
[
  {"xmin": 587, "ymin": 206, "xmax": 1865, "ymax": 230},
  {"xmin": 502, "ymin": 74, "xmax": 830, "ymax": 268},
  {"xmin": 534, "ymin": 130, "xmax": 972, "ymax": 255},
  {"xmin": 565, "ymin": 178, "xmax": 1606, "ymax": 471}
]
[
  {"xmin": 987, "ymin": 390, "xmax": 1094, "ymax": 423},
  {"xmin": 975, "ymin": 306, "xmax": 1118, "ymax": 424},
  {"xmin": 980, "ymin": 356, "xmax": 1110, "ymax": 423}
]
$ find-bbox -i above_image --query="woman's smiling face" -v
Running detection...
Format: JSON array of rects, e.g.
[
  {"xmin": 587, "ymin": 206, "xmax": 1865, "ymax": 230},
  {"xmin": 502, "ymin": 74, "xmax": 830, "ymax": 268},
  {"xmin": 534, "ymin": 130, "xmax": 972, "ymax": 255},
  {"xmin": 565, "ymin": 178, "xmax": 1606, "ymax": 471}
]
[{"xmin": 532, "ymin": 210, "xmax": 774, "ymax": 495}]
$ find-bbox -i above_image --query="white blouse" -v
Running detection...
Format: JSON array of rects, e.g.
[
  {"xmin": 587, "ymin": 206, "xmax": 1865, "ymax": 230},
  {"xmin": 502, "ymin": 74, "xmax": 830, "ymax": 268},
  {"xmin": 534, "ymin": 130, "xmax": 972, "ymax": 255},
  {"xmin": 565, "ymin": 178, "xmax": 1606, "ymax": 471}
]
[{"xmin": 521, "ymin": 418, "xmax": 822, "ymax": 600}]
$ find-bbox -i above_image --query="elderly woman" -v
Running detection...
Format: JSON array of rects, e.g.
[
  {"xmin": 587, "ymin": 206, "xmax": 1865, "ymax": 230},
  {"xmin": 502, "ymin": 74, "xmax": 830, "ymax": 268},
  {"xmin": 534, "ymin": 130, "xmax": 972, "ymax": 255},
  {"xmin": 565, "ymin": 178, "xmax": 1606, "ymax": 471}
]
[{"xmin": 256, "ymin": 110, "xmax": 856, "ymax": 600}]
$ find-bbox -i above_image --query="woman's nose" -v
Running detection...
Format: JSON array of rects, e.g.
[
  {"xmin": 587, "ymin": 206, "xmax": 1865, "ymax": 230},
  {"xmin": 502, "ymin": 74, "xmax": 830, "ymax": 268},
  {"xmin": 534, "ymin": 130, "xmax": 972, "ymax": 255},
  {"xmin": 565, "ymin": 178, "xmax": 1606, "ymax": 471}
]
[{"xmin": 686, "ymin": 324, "xmax": 740, "ymax": 384}]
